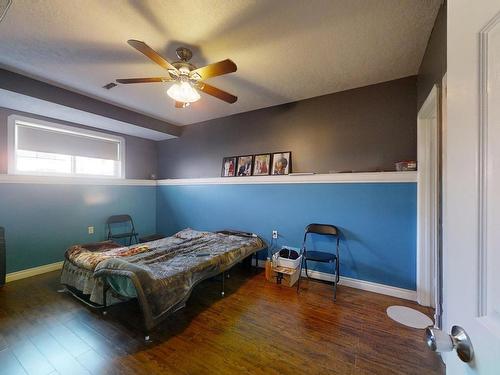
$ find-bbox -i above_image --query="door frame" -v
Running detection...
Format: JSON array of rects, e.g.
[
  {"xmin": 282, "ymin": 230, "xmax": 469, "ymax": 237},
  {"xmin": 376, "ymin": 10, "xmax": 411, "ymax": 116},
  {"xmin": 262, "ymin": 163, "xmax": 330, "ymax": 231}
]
[{"xmin": 417, "ymin": 85, "xmax": 441, "ymax": 312}]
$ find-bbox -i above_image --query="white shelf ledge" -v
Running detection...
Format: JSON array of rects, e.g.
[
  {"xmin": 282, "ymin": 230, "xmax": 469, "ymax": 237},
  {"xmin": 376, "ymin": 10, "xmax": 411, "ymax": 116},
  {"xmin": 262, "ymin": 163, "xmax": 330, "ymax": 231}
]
[
  {"xmin": 0, "ymin": 171, "xmax": 417, "ymax": 186},
  {"xmin": 157, "ymin": 171, "xmax": 417, "ymax": 185},
  {"xmin": 0, "ymin": 174, "xmax": 156, "ymax": 186}
]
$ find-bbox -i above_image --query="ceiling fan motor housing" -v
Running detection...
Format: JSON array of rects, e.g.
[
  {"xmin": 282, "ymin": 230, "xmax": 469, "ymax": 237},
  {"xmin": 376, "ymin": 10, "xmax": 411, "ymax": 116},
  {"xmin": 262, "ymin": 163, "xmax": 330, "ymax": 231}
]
[
  {"xmin": 172, "ymin": 61, "xmax": 196, "ymax": 73},
  {"xmin": 176, "ymin": 47, "xmax": 193, "ymax": 62}
]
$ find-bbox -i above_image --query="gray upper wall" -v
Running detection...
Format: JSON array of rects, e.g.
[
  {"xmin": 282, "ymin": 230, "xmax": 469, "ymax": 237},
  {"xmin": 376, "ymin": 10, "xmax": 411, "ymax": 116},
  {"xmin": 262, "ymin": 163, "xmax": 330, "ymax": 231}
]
[
  {"xmin": 157, "ymin": 76, "xmax": 417, "ymax": 179},
  {"xmin": 417, "ymin": 2, "xmax": 446, "ymax": 110},
  {"xmin": 0, "ymin": 69, "xmax": 180, "ymax": 138},
  {"xmin": 0, "ymin": 108, "xmax": 158, "ymax": 180}
]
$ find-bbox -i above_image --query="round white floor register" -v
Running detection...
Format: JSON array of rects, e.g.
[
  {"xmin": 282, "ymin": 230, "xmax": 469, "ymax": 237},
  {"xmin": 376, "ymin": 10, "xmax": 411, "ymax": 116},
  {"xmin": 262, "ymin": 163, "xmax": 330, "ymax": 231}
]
[{"xmin": 386, "ymin": 305, "xmax": 434, "ymax": 329}]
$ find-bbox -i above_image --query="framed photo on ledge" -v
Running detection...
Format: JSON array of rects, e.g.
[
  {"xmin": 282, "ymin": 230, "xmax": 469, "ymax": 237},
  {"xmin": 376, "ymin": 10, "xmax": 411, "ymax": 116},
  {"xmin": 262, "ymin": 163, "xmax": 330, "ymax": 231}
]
[
  {"xmin": 221, "ymin": 156, "xmax": 237, "ymax": 177},
  {"xmin": 252, "ymin": 153, "xmax": 271, "ymax": 176},
  {"xmin": 271, "ymin": 151, "xmax": 292, "ymax": 175},
  {"xmin": 236, "ymin": 155, "xmax": 254, "ymax": 176}
]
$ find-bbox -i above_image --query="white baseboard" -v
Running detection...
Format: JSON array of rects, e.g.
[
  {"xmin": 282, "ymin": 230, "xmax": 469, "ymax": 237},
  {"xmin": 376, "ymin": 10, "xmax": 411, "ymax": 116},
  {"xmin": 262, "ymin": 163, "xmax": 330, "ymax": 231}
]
[
  {"xmin": 257, "ymin": 260, "xmax": 416, "ymax": 301},
  {"xmin": 5, "ymin": 260, "xmax": 417, "ymax": 302},
  {"xmin": 6, "ymin": 261, "xmax": 64, "ymax": 283}
]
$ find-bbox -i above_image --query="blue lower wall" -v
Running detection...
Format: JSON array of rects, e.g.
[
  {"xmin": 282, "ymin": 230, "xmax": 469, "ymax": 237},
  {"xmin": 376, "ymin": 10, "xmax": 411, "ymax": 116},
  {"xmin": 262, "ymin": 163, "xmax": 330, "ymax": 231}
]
[
  {"xmin": 1, "ymin": 180, "xmax": 417, "ymax": 291},
  {"xmin": 0, "ymin": 183, "xmax": 156, "ymax": 273},
  {"xmin": 157, "ymin": 183, "xmax": 417, "ymax": 290}
]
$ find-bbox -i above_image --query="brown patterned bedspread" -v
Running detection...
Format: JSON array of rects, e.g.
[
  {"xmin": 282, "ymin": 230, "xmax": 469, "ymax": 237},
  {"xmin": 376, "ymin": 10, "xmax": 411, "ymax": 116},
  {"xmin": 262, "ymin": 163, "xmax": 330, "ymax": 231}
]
[
  {"xmin": 66, "ymin": 241, "xmax": 150, "ymax": 271},
  {"xmin": 62, "ymin": 229, "xmax": 266, "ymax": 331},
  {"xmin": 93, "ymin": 229, "xmax": 266, "ymax": 330}
]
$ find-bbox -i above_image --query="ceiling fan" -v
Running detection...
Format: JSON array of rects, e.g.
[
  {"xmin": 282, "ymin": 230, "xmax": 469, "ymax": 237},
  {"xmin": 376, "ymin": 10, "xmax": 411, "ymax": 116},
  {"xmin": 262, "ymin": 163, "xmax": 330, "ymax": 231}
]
[{"xmin": 116, "ymin": 40, "xmax": 237, "ymax": 108}]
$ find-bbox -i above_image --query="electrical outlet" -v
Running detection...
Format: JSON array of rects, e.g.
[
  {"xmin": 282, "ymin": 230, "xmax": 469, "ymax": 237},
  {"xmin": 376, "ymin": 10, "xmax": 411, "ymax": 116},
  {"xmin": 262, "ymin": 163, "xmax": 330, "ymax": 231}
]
[
  {"xmin": 272, "ymin": 230, "xmax": 278, "ymax": 239},
  {"xmin": 88, "ymin": 226, "xmax": 94, "ymax": 235}
]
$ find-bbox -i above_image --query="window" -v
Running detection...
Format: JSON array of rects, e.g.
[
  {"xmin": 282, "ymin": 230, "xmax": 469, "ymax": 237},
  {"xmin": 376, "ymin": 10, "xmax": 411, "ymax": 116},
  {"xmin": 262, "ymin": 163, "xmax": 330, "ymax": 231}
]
[{"xmin": 8, "ymin": 116, "xmax": 125, "ymax": 178}]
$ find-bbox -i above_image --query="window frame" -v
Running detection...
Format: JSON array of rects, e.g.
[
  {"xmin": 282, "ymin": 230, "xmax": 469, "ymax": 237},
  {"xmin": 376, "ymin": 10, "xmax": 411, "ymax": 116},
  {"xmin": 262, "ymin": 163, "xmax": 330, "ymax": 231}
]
[{"xmin": 7, "ymin": 115, "xmax": 126, "ymax": 179}]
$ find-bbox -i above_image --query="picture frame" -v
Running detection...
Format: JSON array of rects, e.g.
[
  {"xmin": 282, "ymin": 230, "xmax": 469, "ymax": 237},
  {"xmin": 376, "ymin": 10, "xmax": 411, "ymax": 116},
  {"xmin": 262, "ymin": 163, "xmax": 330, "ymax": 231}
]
[
  {"xmin": 236, "ymin": 155, "xmax": 254, "ymax": 177},
  {"xmin": 252, "ymin": 153, "xmax": 271, "ymax": 176},
  {"xmin": 271, "ymin": 151, "xmax": 292, "ymax": 175},
  {"xmin": 221, "ymin": 156, "xmax": 237, "ymax": 177}
]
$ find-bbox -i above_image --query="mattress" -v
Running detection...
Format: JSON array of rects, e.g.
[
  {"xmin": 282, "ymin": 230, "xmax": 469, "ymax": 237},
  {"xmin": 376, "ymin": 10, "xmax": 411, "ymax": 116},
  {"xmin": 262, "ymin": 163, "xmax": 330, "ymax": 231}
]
[
  {"xmin": 61, "ymin": 228, "xmax": 266, "ymax": 329},
  {"xmin": 60, "ymin": 240, "xmax": 133, "ymax": 305}
]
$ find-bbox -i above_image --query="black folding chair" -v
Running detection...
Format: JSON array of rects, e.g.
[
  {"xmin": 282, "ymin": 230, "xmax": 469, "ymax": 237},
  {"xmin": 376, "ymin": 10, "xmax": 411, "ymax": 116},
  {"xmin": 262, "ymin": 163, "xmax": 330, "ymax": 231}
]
[
  {"xmin": 296, "ymin": 223, "xmax": 341, "ymax": 300},
  {"xmin": 106, "ymin": 215, "xmax": 139, "ymax": 246}
]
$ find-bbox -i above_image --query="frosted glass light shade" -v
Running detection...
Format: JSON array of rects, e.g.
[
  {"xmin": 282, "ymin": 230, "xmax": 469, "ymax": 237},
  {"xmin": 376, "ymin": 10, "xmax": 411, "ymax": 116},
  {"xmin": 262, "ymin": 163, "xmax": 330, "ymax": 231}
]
[{"xmin": 167, "ymin": 82, "xmax": 200, "ymax": 103}]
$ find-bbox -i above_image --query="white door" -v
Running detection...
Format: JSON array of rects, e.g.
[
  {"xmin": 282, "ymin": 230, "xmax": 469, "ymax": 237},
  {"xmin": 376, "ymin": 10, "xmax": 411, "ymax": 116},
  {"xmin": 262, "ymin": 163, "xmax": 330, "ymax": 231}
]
[{"xmin": 442, "ymin": 1, "xmax": 500, "ymax": 373}]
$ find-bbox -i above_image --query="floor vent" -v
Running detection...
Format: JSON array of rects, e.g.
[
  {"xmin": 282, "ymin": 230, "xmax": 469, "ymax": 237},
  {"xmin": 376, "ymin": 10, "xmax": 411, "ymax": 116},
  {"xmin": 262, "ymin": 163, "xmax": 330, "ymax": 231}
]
[{"xmin": 0, "ymin": 0, "xmax": 12, "ymax": 23}]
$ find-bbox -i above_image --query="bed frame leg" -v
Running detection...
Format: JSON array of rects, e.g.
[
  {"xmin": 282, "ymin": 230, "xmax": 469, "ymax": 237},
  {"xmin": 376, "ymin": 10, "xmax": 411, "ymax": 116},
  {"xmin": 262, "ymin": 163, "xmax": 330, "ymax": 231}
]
[
  {"xmin": 221, "ymin": 271, "xmax": 225, "ymax": 297},
  {"xmin": 144, "ymin": 327, "xmax": 151, "ymax": 342},
  {"xmin": 102, "ymin": 280, "xmax": 109, "ymax": 316},
  {"xmin": 143, "ymin": 318, "xmax": 152, "ymax": 342}
]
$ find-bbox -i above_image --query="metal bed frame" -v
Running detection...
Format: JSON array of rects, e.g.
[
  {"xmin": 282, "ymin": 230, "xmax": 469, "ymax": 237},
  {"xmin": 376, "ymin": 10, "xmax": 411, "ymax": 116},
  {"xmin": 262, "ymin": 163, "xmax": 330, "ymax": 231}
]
[{"xmin": 61, "ymin": 237, "xmax": 265, "ymax": 342}]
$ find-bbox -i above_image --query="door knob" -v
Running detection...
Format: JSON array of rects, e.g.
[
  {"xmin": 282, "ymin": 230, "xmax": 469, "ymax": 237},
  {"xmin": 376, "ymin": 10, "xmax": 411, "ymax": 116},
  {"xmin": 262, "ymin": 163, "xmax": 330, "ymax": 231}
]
[{"xmin": 425, "ymin": 325, "xmax": 474, "ymax": 363}]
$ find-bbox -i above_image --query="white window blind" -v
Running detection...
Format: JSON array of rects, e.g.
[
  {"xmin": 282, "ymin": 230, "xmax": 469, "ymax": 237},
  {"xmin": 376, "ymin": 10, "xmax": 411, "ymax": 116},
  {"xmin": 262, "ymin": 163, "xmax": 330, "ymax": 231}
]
[
  {"xmin": 16, "ymin": 124, "xmax": 120, "ymax": 161},
  {"xmin": 8, "ymin": 116, "xmax": 125, "ymax": 178}
]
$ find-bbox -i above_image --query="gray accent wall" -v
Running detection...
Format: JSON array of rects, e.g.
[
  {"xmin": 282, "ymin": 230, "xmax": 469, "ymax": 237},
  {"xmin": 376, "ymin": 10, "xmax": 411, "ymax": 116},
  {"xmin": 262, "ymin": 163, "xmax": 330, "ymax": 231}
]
[
  {"xmin": 0, "ymin": 108, "xmax": 158, "ymax": 180},
  {"xmin": 157, "ymin": 76, "xmax": 417, "ymax": 179},
  {"xmin": 417, "ymin": 2, "xmax": 446, "ymax": 110},
  {"xmin": 0, "ymin": 69, "xmax": 180, "ymax": 137}
]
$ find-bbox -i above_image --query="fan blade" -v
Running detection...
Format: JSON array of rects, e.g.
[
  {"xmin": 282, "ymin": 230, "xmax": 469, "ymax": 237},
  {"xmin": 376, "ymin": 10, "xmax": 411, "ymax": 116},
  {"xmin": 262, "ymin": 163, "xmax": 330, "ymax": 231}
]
[
  {"xmin": 197, "ymin": 82, "xmax": 237, "ymax": 103},
  {"xmin": 116, "ymin": 77, "xmax": 173, "ymax": 84},
  {"xmin": 190, "ymin": 59, "xmax": 237, "ymax": 80},
  {"xmin": 127, "ymin": 39, "xmax": 178, "ymax": 72}
]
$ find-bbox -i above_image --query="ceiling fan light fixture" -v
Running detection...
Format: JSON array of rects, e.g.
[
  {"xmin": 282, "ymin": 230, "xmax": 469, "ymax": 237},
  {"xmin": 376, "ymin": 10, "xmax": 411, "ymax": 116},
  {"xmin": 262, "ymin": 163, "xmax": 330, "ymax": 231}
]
[
  {"xmin": 118, "ymin": 40, "xmax": 237, "ymax": 104},
  {"xmin": 167, "ymin": 81, "xmax": 200, "ymax": 103}
]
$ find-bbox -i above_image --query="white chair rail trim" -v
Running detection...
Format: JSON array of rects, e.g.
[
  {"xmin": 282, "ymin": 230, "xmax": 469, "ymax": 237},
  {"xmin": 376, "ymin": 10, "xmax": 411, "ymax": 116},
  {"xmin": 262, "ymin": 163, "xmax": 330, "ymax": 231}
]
[
  {"xmin": 157, "ymin": 171, "xmax": 417, "ymax": 186},
  {"xmin": 0, "ymin": 174, "xmax": 157, "ymax": 186},
  {"xmin": 0, "ymin": 172, "xmax": 417, "ymax": 186}
]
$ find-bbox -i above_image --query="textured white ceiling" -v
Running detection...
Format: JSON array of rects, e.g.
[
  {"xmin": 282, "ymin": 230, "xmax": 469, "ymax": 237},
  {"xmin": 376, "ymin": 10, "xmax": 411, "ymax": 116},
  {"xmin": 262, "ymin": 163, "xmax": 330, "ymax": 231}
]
[{"xmin": 0, "ymin": 0, "xmax": 441, "ymax": 126}]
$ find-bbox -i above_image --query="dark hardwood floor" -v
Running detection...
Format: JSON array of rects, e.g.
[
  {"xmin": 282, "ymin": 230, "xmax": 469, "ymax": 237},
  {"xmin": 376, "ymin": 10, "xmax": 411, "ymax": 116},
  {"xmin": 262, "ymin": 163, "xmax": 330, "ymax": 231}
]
[{"xmin": 0, "ymin": 267, "xmax": 444, "ymax": 375}]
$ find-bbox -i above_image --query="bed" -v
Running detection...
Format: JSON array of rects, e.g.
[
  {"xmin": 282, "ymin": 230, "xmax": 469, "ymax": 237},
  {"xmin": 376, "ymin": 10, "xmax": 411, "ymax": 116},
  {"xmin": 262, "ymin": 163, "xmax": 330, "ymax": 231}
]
[{"xmin": 60, "ymin": 228, "xmax": 266, "ymax": 337}]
